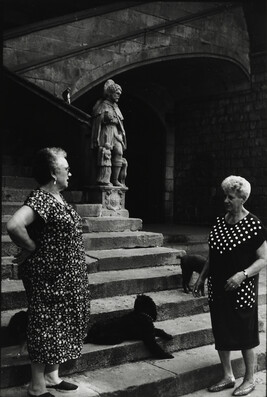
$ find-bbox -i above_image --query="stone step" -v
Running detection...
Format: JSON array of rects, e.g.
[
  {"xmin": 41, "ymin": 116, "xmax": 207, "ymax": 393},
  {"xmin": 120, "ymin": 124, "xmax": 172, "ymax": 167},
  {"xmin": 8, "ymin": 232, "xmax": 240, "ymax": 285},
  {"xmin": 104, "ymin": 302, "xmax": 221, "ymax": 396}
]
[
  {"xmin": 2, "ymin": 176, "xmax": 37, "ymax": 189},
  {"xmin": 2, "ymin": 189, "xmax": 29, "ymax": 203},
  {"xmin": 1, "ymin": 266, "xmax": 183, "ymax": 305},
  {"xmin": 0, "ymin": 326, "xmax": 265, "ymax": 392},
  {"xmin": 1, "ymin": 247, "xmax": 183, "ymax": 279},
  {"xmin": 144, "ymin": 224, "xmax": 210, "ymax": 256},
  {"xmin": 86, "ymin": 247, "xmax": 184, "ymax": 273},
  {"xmin": 165, "ymin": 242, "xmax": 209, "ymax": 256},
  {"xmin": 88, "ymin": 265, "xmax": 183, "ymax": 299},
  {"xmin": 82, "ymin": 217, "xmax": 142, "ymax": 233},
  {"xmin": 2, "ymin": 206, "xmax": 128, "ymax": 234},
  {"xmin": 2, "ymin": 230, "xmax": 162, "ymax": 255},
  {"xmin": 1, "ymin": 255, "xmax": 97, "ymax": 280},
  {"xmin": 1, "ymin": 202, "xmax": 24, "ymax": 216},
  {"xmin": 2, "ymin": 165, "xmax": 32, "ymax": 177},
  {"xmin": 181, "ymin": 370, "xmax": 267, "ymax": 397},
  {"xmin": 2, "ymin": 155, "xmax": 16, "ymax": 166},
  {"xmin": 1, "ymin": 188, "xmax": 84, "ymax": 204},
  {"xmin": 2, "ymin": 281, "xmax": 266, "ymax": 324},
  {"xmin": 83, "ymin": 231, "xmax": 164, "ymax": 251},
  {"xmin": 2, "ymin": 216, "xmax": 11, "ymax": 235}
]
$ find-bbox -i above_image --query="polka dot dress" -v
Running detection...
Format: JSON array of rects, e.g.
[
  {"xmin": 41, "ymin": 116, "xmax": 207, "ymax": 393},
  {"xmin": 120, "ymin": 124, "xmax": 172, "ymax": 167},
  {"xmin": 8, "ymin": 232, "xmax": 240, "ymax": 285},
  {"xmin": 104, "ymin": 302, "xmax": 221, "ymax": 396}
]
[
  {"xmin": 21, "ymin": 189, "xmax": 90, "ymax": 364},
  {"xmin": 207, "ymin": 213, "xmax": 266, "ymax": 351}
]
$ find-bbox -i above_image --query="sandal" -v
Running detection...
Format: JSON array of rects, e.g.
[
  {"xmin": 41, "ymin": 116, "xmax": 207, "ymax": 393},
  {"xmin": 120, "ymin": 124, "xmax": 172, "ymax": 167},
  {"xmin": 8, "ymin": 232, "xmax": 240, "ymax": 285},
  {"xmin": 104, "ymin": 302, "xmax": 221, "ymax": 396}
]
[{"xmin": 208, "ymin": 378, "xmax": 235, "ymax": 392}]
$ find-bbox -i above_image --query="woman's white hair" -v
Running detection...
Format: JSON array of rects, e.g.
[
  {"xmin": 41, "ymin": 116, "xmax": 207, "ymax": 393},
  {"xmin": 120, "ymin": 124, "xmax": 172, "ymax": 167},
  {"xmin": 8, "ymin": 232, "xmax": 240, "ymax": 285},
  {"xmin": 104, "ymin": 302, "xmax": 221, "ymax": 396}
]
[{"xmin": 221, "ymin": 175, "xmax": 251, "ymax": 202}]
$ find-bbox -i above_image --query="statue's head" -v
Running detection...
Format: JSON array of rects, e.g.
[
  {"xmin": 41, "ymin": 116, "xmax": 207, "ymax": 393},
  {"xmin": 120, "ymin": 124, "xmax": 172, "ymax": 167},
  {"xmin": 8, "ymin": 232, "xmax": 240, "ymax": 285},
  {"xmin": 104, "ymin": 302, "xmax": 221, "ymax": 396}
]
[{"xmin": 103, "ymin": 79, "xmax": 122, "ymax": 103}]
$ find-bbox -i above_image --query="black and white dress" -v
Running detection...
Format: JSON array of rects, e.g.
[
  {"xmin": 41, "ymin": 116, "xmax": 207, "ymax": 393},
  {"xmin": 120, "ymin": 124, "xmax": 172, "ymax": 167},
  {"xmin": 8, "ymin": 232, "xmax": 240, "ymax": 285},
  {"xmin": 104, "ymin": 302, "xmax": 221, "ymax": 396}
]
[
  {"xmin": 21, "ymin": 189, "xmax": 90, "ymax": 364},
  {"xmin": 207, "ymin": 212, "xmax": 266, "ymax": 351}
]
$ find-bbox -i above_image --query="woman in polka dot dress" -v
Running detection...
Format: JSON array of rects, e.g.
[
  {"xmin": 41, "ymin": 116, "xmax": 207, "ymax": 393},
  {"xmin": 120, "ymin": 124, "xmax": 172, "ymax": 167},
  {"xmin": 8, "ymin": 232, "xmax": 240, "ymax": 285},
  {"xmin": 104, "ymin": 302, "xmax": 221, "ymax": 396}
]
[
  {"xmin": 193, "ymin": 176, "xmax": 267, "ymax": 396},
  {"xmin": 7, "ymin": 147, "xmax": 90, "ymax": 397}
]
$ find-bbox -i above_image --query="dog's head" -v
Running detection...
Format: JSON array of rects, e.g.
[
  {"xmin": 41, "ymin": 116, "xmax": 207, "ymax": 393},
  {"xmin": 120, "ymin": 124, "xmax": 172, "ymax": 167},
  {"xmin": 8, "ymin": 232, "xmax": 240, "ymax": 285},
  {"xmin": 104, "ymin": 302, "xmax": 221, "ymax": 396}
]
[
  {"xmin": 134, "ymin": 294, "xmax": 157, "ymax": 321},
  {"xmin": 8, "ymin": 311, "xmax": 28, "ymax": 343}
]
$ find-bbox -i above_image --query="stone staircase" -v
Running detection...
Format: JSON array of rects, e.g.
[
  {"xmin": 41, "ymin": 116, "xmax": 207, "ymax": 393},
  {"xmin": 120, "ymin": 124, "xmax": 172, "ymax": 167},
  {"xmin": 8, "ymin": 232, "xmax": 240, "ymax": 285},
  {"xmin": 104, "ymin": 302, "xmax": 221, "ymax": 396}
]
[{"xmin": 1, "ymin": 158, "xmax": 266, "ymax": 397}]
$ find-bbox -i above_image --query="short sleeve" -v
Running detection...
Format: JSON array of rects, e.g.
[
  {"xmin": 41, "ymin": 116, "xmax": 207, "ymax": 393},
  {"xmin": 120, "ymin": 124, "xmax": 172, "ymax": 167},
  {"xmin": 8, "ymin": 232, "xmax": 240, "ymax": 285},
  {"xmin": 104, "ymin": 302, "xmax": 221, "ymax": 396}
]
[
  {"xmin": 24, "ymin": 189, "xmax": 53, "ymax": 223},
  {"xmin": 249, "ymin": 213, "xmax": 267, "ymax": 250}
]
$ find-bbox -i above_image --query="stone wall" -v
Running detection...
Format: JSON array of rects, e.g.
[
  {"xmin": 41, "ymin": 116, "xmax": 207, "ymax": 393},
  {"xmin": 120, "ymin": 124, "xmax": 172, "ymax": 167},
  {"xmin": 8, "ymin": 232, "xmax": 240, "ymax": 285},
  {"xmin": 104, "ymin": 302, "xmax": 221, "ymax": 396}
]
[
  {"xmin": 174, "ymin": 52, "xmax": 267, "ymax": 225},
  {"xmin": 3, "ymin": 2, "xmax": 250, "ymax": 99}
]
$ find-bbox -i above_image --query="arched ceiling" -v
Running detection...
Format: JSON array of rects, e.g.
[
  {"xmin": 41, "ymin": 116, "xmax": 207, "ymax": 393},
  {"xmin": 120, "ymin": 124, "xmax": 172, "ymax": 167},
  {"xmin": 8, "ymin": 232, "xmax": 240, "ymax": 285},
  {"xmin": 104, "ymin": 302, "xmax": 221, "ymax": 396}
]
[
  {"xmin": 73, "ymin": 56, "xmax": 251, "ymax": 115},
  {"xmin": 2, "ymin": 1, "xmax": 266, "ymax": 53}
]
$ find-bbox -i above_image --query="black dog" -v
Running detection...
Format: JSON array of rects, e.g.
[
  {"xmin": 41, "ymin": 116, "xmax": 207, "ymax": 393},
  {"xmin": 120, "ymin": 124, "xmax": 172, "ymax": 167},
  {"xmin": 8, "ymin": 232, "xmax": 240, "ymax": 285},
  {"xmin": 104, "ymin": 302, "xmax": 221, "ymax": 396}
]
[
  {"xmin": 181, "ymin": 254, "xmax": 206, "ymax": 294},
  {"xmin": 85, "ymin": 294, "xmax": 174, "ymax": 359},
  {"xmin": 1, "ymin": 310, "xmax": 28, "ymax": 356}
]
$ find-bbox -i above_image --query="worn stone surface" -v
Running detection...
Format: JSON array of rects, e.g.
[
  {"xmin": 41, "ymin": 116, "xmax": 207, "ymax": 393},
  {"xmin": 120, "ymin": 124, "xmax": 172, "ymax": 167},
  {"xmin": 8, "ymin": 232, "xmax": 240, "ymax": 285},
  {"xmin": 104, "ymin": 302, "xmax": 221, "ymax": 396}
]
[
  {"xmin": 82, "ymin": 217, "xmax": 142, "ymax": 233},
  {"xmin": 174, "ymin": 52, "xmax": 267, "ymax": 225},
  {"xmin": 86, "ymin": 247, "xmax": 183, "ymax": 272},
  {"xmin": 73, "ymin": 204, "xmax": 102, "ymax": 217},
  {"xmin": 1, "ymin": 342, "xmax": 265, "ymax": 396},
  {"xmin": 3, "ymin": 3, "xmax": 249, "ymax": 99},
  {"xmin": 82, "ymin": 231, "xmax": 164, "ymax": 251}
]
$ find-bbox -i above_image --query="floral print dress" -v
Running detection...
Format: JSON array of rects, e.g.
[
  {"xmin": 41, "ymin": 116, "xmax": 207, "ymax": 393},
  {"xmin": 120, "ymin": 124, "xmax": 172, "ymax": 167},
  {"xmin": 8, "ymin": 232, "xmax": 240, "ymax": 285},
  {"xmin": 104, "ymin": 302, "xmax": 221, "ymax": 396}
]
[
  {"xmin": 21, "ymin": 189, "xmax": 90, "ymax": 364},
  {"xmin": 207, "ymin": 212, "xmax": 266, "ymax": 351}
]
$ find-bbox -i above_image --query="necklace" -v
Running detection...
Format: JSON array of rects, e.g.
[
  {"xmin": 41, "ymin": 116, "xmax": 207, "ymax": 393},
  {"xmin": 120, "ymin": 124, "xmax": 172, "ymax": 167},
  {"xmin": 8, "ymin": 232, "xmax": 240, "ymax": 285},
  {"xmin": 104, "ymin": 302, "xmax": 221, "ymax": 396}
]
[{"xmin": 40, "ymin": 188, "xmax": 65, "ymax": 205}]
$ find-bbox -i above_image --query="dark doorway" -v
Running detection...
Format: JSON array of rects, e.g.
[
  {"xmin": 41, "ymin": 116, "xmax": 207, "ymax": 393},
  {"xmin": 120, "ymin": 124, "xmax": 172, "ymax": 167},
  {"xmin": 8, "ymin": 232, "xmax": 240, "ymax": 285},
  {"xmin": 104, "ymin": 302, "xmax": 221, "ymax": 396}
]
[{"xmin": 121, "ymin": 95, "xmax": 165, "ymax": 223}]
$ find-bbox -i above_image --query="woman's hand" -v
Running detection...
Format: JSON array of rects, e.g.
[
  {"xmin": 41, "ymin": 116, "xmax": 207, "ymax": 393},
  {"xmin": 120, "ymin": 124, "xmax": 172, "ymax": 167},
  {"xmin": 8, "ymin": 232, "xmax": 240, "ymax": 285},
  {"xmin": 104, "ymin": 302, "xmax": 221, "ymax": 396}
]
[
  {"xmin": 225, "ymin": 272, "xmax": 245, "ymax": 292},
  {"xmin": 192, "ymin": 276, "xmax": 205, "ymax": 297},
  {"xmin": 12, "ymin": 248, "xmax": 35, "ymax": 265}
]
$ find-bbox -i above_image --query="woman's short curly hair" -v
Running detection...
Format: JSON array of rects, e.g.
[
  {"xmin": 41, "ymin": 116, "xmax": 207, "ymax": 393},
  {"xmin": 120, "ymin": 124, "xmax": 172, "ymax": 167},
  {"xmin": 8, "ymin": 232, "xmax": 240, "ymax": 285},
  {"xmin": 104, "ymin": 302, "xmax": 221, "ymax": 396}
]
[
  {"xmin": 221, "ymin": 175, "xmax": 251, "ymax": 202},
  {"xmin": 32, "ymin": 147, "xmax": 67, "ymax": 185}
]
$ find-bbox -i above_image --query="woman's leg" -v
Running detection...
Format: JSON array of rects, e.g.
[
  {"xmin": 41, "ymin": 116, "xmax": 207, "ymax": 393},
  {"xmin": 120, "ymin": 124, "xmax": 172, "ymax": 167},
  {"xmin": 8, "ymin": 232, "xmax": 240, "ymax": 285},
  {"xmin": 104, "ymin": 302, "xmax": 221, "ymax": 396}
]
[
  {"xmin": 208, "ymin": 350, "xmax": 235, "ymax": 391},
  {"xmin": 232, "ymin": 349, "xmax": 256, "ymax": 395},
  {"xmin": 28, "ymin": 362, "xmax": 47, "ymax": 395},
  {"xmin": 218, "ymin": 350, "xmax": 235, "ymax": 380},
  {"xmin": 242, "ymin": 348, "xmax": 255, "ymax": 383},
  {"xmin": 44, "ymin": 363, "xmax": 61, "ymax": 385}
]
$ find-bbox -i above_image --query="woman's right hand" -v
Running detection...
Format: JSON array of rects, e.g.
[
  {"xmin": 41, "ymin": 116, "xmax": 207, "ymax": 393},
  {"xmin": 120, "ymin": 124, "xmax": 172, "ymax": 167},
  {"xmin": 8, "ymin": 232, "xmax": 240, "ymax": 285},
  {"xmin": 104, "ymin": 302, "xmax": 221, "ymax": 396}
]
[
  {"xmin": 12, "ymin": 248, "xmax": 34, "ymax": 265},
  {"xmin": 192, "ymin": 276, "xmax": 205, "ymax": 297}
]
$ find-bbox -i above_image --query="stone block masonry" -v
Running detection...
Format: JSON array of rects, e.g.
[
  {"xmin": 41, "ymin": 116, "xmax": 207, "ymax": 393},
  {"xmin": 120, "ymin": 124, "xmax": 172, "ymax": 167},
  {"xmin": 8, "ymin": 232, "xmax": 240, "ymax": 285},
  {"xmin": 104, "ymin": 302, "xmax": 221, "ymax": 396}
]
[{"xmin": 174, "ymin": 52, "xmax": 267, "ymax": 225}]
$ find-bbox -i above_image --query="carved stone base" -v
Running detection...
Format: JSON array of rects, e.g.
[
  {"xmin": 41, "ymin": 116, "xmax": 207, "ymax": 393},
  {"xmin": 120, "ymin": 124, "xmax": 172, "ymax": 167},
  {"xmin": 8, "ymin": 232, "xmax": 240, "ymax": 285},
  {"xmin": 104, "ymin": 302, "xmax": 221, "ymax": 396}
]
[{"xmin": 84, "ymin": 185, "xmax": 129, "ymax": 217}]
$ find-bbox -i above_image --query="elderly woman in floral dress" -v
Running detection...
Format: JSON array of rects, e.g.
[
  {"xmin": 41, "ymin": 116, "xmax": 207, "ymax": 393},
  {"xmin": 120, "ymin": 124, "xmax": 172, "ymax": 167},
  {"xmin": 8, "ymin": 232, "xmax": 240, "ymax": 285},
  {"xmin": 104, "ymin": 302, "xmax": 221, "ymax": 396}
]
[
  {"xmin": 193, "ymin": 175, "xmax": 267, "ymax": 396},
  {"xmin": 7, "ymin": 147, "xmax": 90, "ymax": 397}
]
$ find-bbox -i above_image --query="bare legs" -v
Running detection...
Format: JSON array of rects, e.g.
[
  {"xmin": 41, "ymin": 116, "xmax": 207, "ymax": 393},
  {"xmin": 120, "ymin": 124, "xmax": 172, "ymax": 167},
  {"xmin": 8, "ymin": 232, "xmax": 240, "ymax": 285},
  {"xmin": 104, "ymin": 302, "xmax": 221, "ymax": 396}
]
[
  {"xmin": 28, "ymin": 362, "xmax": 61, "ymax": 395},
  {"xmin": 240, "ymin": 348, "xmax": 255, "ymax": 386},
  {"xmin": 29, "ymin": 362, "xmax": 46, "ymax": 395},
  {"xmin": 218, "ymin": 350, "xmax": 235, "ymax": 381},
  {"xmin": 208, "ymin": 351, "xmax": 235, "ymax": 391},
  {"xmin": 208, "ymin": 349, "xmax": 256, "ymax": 393}
]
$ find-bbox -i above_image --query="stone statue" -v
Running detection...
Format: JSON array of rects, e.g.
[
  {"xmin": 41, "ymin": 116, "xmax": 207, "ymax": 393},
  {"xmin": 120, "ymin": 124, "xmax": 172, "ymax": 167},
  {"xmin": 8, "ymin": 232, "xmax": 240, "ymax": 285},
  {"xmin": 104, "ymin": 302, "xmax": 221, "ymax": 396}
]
[
  {"xmin": 91, "ymin": 79, "xmax": 127, "ymax": 187},
  {"xmin": 96, "ymin": 143, "xmax": 112, "ymax": 186}
]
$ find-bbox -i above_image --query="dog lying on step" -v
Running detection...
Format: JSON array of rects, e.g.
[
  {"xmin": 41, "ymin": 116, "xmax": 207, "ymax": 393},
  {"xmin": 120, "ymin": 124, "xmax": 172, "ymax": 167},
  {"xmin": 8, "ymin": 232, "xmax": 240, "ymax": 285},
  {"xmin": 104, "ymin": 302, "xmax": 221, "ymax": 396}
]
[
  {"xmin": 0, "ymin": 310, "xmax": 28, "ymax": 356},
  {"xmin": 84, "ymin": 294, "xmax": 174, "ymax": 359},
  {"xmin": 181, "ymin": 254, "xmax": 206, "ymax": 294}
]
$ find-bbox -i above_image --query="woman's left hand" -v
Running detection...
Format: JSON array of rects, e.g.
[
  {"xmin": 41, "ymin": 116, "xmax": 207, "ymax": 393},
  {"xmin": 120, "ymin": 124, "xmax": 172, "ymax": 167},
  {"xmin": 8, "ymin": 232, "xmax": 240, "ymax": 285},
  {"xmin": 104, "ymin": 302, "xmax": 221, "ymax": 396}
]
[{"xmin": 225, "ymin": 272, "xmax": 245, "ymax": 292}]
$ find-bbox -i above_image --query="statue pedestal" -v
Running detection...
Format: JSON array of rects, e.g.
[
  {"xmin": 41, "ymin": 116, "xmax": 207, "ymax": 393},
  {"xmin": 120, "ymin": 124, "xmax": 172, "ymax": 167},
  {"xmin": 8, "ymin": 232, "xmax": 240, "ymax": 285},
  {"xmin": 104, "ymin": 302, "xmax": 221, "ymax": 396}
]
[{"xmin": 84, "ymin": 185, "xmax": 129, "ymax": 217}]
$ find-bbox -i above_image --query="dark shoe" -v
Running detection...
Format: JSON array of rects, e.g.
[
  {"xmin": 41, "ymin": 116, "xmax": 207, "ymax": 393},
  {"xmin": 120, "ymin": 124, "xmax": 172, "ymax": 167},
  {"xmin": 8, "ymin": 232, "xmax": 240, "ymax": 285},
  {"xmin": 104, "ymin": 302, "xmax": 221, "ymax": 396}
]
[
  {"xmin": 232, "ymin": 382, "xmax": 256, "ymax": 396},
  {"xmin": 208, "ymin": 379, "xmax": 235, "ymax": 392},
  {"xmin": 47, "ymin": 380, "xmax": 79, "ymax": 393},
  {"xmin": 28, "ymin": 393, "xmax": 55, "ymax": 397}
]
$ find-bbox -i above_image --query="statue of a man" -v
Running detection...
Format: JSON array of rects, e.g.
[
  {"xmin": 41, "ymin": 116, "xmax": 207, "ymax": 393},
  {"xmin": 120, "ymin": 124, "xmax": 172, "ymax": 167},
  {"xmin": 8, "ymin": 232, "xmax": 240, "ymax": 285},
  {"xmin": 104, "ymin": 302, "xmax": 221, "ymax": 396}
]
[{"xmin": 91, "ymin": 79, "xmax": 127, "ymax": 187}]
